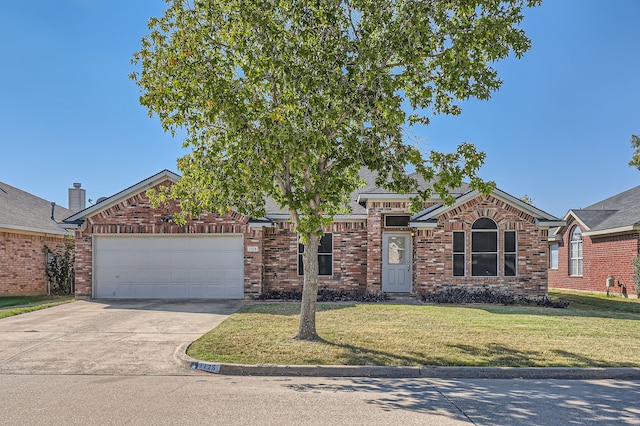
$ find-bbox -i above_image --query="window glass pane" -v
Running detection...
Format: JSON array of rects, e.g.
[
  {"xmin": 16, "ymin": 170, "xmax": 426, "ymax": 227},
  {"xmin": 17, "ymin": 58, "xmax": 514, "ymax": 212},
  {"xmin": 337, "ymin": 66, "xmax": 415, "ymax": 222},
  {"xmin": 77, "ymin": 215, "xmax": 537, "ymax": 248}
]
[
  {"xmin": 472, "ymin": 218, "xmax": 497, "ymax": 229},
  {"xmin": 453, "ymin": 253, "xmax": 465, "ymax": 276},
  {"xmin": 504, "ymin": 231, "xmax": 516, "ymax": 253},
  {"xmin": 385, "ymin": 216, "xmax": 410, "ymax": 227},
  {"xmin": 472, "ymin": 232, "xmax": 497, "ymax": 252},
  {"xmin": 318, "ymin": 255, "xmax": 332, "ymax": 275},
  {"xmin": 319, "ymin": 234, "xmax": 332, "ymax": 253},
  {"xmin": 299, "ymin": 255, "xmax": 333, "ymax": 276},
  {"xmin": 453, "ymin": 232, "xmax": 465, "ymax": 253},
  {"xmin": 472, "ymin": 254, "xmax": 497, "ymax": 276},
  {"xmin": 569, "ymin": 227, "xmax": 583, "ymax": 276},
  {"xmin": 571, "ymin": 227, "xmax": 582, "ymax": 242},
  {"xmin": 550, "ymin": 244, "xmax": 558, "ymax": 269},
  {"xmin": 505, "ymin": 254, "xmax": 516, "ymax": 276},
  {"xmin": 387, "ymin": 236, "xmax": 405, "ymax": 265},
  {"xmin": 299, "ymin": 233, "xmax": 333, "ymax": 276}
]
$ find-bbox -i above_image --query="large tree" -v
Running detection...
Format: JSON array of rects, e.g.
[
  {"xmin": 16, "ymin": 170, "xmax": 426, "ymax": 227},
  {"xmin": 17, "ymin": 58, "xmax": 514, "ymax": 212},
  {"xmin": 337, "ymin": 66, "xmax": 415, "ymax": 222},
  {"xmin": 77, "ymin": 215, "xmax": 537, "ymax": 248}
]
[{"xmin": 132, "ymin": 0, "xmax": 540, "ymax": 340}]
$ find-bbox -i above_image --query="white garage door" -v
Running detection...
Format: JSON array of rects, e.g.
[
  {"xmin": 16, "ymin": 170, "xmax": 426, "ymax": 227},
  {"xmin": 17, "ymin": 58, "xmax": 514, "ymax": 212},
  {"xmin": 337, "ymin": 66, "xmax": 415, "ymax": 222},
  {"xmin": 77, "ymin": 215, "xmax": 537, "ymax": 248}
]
[{"xmin": 94, "ymin": 235, "xmax": 244, "ymax": 299}]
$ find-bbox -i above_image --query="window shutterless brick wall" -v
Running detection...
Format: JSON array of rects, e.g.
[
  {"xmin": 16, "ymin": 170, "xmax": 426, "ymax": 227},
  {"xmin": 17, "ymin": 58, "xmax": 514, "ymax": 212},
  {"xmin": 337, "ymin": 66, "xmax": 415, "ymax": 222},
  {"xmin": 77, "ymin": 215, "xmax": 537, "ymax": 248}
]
[
  {"xmin": 413, "ymin": 195, "xmax": 549, "ymax": 298},
  {"xmin": 0, "ymin": 231, "xmax": 66, "ymax": 296},
  {"xmin": 262, "ymin": 221, "xmax": 368, "ymax": 293},
  {"xmin": 549, "ymin": 219, "xmax": 639, "ymax": 296}
]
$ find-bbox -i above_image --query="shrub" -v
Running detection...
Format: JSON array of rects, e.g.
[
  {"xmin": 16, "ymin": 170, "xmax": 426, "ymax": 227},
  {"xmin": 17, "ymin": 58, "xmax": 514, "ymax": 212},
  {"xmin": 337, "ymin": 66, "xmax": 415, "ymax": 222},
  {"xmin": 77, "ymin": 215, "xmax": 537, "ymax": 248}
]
[
  {"xmin": 258, "ymin": 288, "xmax": 387, "ymax": 302},
  {"xmin": 44, "ymin": 238, "xmax": 75, "ymax": 295},
  {"xmin": 421, "ymin": 287, "xmax": 569, "ymax": 308}
]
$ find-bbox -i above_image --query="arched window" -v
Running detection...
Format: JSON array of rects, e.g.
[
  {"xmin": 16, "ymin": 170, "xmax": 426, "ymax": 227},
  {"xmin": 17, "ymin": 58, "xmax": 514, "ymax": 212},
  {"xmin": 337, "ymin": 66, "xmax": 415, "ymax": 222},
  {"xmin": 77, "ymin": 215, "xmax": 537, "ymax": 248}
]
[
  {"xmin": 569, "ymin": 227, "xmax": 583, "ymax": 276},
  {"xmin": 472, "ymin": 218, "xmax": 498, "ymax": 276}
]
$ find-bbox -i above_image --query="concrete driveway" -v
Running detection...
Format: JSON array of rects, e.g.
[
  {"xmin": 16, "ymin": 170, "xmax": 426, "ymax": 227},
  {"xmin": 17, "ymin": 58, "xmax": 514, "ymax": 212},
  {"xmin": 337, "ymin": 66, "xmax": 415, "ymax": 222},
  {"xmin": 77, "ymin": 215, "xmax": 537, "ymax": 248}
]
[{"xmin": 0, "ymin": 299, "xmax": 243, "ymax": 376}]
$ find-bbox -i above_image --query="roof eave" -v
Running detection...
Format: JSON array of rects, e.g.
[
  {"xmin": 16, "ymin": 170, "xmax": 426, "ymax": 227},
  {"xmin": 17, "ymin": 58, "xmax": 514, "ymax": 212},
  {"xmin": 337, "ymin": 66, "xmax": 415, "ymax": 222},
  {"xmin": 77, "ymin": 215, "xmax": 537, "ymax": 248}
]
[
  {"xmin": 0, "ymin": 224, "xmax": 67, "ymax": 236},
  {"xmin": 356, "ymin": 193, "xmax": 418, "ymax": 204},
  {"xmin": 266, "ymin": 214, "xmax": 368, "ymax": 222},
  {"xmin": 535, "ymin": 219, "xmax": 566, "ymax": 228},
  {"xmin": 408, "ymin": 220, "xmax": 438, "ymax": 229},
  {"xmin": 583, "ymin": 224, "xmax": 640, "ymax": 237}
]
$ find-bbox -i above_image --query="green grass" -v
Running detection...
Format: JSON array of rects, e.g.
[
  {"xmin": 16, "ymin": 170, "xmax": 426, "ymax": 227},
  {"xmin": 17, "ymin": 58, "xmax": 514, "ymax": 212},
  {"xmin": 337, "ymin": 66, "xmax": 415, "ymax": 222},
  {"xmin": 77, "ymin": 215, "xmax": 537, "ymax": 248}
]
[
  {"xmin": 188, "ymin": 289, "xmax": 640, "ymax": 367},
  {"xmin": 0, "ymin": 295, "xmax": 74, "ymax": 319}
]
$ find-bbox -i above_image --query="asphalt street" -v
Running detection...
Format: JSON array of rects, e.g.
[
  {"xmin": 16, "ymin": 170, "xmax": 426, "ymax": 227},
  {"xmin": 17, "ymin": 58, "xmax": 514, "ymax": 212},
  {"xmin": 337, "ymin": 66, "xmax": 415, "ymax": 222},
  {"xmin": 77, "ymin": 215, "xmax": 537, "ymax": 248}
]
[{"xmin": 1, "ymin": 374, "xmax": 639, "ymax": 425}]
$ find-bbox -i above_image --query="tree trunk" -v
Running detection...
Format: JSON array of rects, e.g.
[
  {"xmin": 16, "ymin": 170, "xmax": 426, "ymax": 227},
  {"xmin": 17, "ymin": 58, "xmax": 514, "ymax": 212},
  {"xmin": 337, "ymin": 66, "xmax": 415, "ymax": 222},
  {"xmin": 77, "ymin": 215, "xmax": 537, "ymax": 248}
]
[{"xmin": 296, "ymin": 233, "xmax": 320, "ymax": 341}]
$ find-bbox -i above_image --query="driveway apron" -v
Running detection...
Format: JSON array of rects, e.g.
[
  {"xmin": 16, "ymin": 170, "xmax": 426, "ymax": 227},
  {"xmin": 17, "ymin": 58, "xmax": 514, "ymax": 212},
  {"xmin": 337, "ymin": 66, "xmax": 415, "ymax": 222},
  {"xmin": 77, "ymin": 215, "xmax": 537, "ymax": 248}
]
[{"xmin": 0, "ymin": 299, "xmax": 243, "ymax": 376}]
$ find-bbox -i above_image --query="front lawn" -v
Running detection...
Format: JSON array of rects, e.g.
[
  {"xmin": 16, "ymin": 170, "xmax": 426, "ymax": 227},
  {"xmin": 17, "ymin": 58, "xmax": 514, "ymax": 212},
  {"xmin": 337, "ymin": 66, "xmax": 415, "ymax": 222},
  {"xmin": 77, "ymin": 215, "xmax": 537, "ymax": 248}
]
[
  {"xmin": 0, "ymin": 295, "xmax": 74, "ymax": 319},
  {"xmin": 187, "ymin": 289, "xmax": 640, "ymax": 367}
]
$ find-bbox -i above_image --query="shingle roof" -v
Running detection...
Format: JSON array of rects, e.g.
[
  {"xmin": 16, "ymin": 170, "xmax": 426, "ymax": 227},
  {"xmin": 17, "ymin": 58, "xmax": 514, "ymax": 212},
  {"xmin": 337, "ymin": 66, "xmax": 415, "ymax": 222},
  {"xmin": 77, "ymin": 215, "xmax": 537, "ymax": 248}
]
[
  {"xmin": 0, "ymin": 181, "xmax": 73, "ymax": 235},
  {"xmin": 571, "ymin": 185, "xmax": 640, "ymax": 232},
  {"xmin": 263, "ymin": 169, "xmax": 465, "ymax": 216}
]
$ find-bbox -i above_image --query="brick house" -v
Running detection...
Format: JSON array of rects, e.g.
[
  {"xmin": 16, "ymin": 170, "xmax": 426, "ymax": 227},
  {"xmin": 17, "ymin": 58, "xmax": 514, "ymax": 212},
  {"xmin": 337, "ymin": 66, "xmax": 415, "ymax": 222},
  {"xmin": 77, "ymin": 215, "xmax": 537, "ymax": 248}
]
[
  {"xmin": 62, "ymin": 170, "xmax": 563, "ymax": 300},
  {"xmin": 548, "ymin": 185, "xmax": 640, "ymax": 296},
  {"xmin": 0, "ymin": 182, "xmax": 74, "ymax": 296}
]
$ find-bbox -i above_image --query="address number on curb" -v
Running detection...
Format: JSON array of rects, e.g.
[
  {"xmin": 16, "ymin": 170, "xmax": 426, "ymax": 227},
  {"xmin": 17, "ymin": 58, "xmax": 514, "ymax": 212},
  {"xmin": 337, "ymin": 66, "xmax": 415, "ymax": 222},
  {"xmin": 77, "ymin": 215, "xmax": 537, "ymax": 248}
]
[{"xmin": 191, "ymin": 361, "xmax": 221, "ymax": 374}]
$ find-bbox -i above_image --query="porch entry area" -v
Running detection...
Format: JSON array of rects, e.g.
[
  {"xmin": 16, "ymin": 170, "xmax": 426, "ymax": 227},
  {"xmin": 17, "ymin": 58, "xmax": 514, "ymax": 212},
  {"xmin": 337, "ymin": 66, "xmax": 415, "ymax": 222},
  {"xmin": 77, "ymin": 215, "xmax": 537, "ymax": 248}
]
[{"xmin": 381, "ymin": 232, "xmax": 412, "ymax": 292}]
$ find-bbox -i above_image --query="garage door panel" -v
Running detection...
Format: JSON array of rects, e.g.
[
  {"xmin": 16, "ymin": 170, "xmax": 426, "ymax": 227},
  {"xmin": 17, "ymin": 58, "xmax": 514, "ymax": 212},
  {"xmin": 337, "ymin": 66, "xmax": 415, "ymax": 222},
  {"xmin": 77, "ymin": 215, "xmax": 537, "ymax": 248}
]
[{"xmin": 95, "ymin": 235, "xmax": 244, "ymax": 299}]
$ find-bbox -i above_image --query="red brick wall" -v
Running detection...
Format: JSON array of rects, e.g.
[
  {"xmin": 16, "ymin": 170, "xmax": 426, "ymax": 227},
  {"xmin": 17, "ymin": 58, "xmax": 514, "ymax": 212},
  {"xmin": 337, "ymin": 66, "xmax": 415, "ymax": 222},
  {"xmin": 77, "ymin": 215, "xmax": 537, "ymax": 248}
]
[
  {"xmin": 549, "ymin": 218, "xmax": 639, "ymax": 295},
  {"xmin": 0, "ymin": 230, "xmax": 67, "ymax": 296},
  {"xmin": 73, "ymin": 179, "xmax": 553, "ymax": 299},
  {"xmin": 414, "ymin": 195, "xmax": 549, "ymax": 298},
  {"xmin": 262, "ymin": 221, "xmax": 368, "ymax": 293},
  {"xmin": 73, "ymin": 180, "xmax": 263, "ymax": 298}
]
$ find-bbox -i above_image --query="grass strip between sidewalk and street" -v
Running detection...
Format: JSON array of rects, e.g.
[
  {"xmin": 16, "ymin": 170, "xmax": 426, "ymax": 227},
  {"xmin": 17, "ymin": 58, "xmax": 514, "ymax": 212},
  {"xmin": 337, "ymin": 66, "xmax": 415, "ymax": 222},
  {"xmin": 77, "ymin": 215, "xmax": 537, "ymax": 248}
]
[
  {"xmin": 187, "ymin": 289, "xmax": 640, "ymax": 368},
  {"xmin": 0, "ymin": 295, "xmax": 74, "ymax": 319}
]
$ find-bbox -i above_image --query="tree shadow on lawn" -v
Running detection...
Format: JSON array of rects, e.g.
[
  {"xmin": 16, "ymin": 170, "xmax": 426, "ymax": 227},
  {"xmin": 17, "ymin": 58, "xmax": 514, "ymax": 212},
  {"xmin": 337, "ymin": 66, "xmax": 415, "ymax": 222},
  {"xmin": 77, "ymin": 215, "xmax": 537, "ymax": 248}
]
[
  {"xmin": 466, "ymin": 299, "xmax": 640, "ymax": 321},
  {"xmin": 240, "ymin": 302, "xmax": 356, "ymax": 316},
  {"xmin": 317, "ymin": 339, "xmax": 430, "ymax": 366},
  {"xmin": 315, "ymin": 339, "xmax": 638, "ymax": 368}
]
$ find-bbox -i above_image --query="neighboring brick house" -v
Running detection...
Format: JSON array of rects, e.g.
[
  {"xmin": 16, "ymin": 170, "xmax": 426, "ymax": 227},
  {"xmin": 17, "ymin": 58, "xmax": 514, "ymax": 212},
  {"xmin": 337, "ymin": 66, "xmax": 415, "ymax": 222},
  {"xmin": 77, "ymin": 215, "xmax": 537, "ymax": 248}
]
[
  {"xmin": 62, "ymin": 170, "xmax": 563, "ymax": 300},
  {"xmin": 0, "ymin": 182, "xmax": 74, "ymax": 296},
  {"xmin": 549, "ymin": 185, "xmax": 640, "ymax": 296}
]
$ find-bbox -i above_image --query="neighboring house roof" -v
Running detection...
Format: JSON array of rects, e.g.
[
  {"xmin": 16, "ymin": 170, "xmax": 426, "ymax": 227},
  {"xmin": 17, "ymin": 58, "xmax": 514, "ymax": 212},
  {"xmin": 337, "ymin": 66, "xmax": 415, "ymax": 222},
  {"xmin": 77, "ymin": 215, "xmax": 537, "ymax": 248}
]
[
  {"xmin": 560, "ymin": 185, "xmax": 640, "ymax": 236},
  {"xmin": 0, "ymin": 181, "xmax": 74, "ymax": 236}
]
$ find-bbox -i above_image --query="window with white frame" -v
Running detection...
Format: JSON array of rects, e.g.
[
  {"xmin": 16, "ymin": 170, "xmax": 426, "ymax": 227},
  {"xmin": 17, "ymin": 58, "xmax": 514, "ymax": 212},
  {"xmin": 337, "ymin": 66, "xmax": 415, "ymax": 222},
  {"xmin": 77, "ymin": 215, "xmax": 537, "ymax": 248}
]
[
  {"xmin": 471, "ymin": 218, "xmax": 498, "ymax": 276},
  {"xmin": 504, "ymin": 231, "xmax": 517, "ymax": 276},
  {"xmin": 550, "ymin": 243, "xmax": 559, "ymax": 269},
  {"xmin": 569, "ymin": 227, "xmax": 583, "ymax": 276},
  {"xmin": 453, "ymin": 231, "xmax": 465, "ymax": 276},
  {"xmin": 298, "ymin": 233, "xmax": 333, "ymax": 276}
]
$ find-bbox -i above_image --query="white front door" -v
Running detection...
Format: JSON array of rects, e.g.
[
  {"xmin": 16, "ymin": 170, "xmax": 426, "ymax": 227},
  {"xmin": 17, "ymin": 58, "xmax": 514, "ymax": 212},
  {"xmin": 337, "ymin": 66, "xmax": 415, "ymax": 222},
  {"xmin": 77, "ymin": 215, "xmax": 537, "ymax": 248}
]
[{"xmin": 382, "ymin": 232, "xmax": 412, "ymax": 292}]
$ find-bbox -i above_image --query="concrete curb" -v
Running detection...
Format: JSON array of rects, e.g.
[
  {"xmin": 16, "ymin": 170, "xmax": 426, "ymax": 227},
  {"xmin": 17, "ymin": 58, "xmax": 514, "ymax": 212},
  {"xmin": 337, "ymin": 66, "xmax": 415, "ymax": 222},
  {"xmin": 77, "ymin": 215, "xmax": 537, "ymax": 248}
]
[{"xmin": 175, "ymin": 344, "xmax": 640, "ymax": 380}]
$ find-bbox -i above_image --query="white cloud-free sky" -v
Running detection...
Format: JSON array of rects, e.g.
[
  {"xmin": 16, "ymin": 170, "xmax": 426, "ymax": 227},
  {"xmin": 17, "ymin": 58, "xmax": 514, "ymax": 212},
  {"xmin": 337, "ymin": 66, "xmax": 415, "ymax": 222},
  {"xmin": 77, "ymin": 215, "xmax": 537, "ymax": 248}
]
[{"xmin": 1, "ymin": 0, "xmax": 639, "ymax": 218}]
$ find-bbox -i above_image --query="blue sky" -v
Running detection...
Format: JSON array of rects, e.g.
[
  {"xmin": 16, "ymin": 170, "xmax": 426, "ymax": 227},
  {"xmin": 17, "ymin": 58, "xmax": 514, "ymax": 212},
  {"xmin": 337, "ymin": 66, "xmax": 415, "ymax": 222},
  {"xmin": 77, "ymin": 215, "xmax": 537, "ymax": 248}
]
[{"xmin": 1, "ymin": 0, "xmax": 639, "ymax": 218}]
